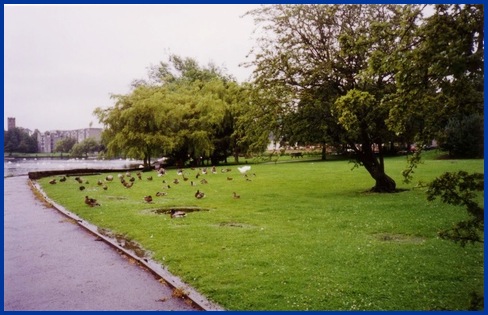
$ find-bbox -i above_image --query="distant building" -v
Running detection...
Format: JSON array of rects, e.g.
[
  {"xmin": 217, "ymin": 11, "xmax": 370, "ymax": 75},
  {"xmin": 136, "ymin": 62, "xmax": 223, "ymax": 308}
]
[
  {"xmin": 7, "ymin": 117, "xmax": 15, "ymax": 131},
  {"xmin": 37, "ymin": 128, "xmax": 103, "ymax": 153}
]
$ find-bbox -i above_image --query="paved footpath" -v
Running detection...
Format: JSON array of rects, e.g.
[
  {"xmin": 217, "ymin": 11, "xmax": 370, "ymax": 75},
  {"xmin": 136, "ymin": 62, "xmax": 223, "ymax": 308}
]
[{"xmin": 4, "ymin": 176, "xmax": 197, "ymax": 311}]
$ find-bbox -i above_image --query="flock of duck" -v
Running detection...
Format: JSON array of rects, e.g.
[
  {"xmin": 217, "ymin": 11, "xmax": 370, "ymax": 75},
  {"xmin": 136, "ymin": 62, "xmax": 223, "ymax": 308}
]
[{"xmin": 48, "ymin": 165, "xmax": 254, "ymax": 218}]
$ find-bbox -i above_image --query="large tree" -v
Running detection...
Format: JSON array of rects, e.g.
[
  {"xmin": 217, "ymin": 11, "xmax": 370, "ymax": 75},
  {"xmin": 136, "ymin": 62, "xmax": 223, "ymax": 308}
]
[
  {"xmin": 245, "ymin": 4, "xmax": 423, "ymax": 192},
  {"xmin": 245, "ymin": 4, "xmax": 483, "ymax": 192},
  {"xmin": 386, "ymin": 4, "xmax": 484, "ymax": 152}
]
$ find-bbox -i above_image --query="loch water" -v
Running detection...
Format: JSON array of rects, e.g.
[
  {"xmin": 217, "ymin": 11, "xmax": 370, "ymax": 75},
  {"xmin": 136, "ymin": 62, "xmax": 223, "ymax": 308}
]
[{"xmin": 3, "ymin": 158, "xmax": 144, "ymax": 177}]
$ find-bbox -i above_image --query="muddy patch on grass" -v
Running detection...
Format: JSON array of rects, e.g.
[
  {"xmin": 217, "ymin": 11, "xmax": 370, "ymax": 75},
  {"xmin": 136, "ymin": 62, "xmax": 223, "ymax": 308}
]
[
  {"xmin": 218, "ymin": 222, "xmax": 256, "ymax": 229},
  {"xmin": 97, "ymin": 228, "xmax": 149, "ymax": 258},
  {"xmin": 151, "ymin": 207, "xmax": 210, "ymax": 215},
  {"xmin": 373, "ymin": 233, "xmax": 426, "ymax": 244},
  {"xmin": 107, "ymin": 196, "xmax": 128, "ymax": 200}
]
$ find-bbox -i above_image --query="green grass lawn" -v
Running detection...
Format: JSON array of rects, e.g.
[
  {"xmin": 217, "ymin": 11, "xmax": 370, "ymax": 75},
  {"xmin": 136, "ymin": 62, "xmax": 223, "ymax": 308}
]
[{"xmin": 37, "ymin": 152, "xmax": 484, "ymax": 310}]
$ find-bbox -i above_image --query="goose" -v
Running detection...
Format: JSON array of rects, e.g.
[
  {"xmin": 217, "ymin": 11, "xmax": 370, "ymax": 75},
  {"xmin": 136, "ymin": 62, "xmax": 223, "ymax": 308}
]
[
  {"xmin": 233, "ymin": 192, "xmax": 241, "ymax": 199},
  {"xmin": 85, "ymin": 196, "xmax": 100, "ymax": 207},
  {"xmin": 170, "ymin": 209, "xmax": 186, "ymax": 218},
  {"xmin": 195, "ymin": 190, "xmax": 205, "ymax": 199},
  {"xmin": 238, "ymin": 165, "xmax": 251, "ymax": 174},
  {"xmin": 49, "ymin": 179, "xmax": 56, "ymax": 184},
  {"xmin": 144, "ymin": 195, "xmax": 153, "ymax": 203}
]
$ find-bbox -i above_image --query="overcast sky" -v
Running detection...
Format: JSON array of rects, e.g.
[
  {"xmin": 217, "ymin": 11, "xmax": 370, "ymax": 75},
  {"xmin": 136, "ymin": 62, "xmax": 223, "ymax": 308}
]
[{"xmin": 4, "ymin": 4, "xmax": 261, "ymax": 132}]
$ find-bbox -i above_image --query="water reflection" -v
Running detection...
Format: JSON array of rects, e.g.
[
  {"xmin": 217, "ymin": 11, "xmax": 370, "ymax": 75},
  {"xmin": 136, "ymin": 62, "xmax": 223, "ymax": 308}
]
[{"xmin": 4, "ymin": 158, "xmax": 144, "ymax": 177}]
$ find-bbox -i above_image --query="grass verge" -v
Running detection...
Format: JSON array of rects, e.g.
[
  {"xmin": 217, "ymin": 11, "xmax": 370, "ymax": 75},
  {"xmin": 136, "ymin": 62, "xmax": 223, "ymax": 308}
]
[{"xmin": 37, "ymin": 153, "xmax": 484, "ymax": 310}]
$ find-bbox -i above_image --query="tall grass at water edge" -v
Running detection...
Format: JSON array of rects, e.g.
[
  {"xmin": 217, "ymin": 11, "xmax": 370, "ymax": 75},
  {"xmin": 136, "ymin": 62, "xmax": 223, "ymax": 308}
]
[{"xmin": 37, "ymin": 153, "xmax": 484, "ymax": 310}]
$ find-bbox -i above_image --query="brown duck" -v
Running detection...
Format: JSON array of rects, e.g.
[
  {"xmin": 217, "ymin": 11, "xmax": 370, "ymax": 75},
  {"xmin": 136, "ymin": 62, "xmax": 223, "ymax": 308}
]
[{"xmin": 85, "ymin": 196, "xmax": 100, "ymax": 207}]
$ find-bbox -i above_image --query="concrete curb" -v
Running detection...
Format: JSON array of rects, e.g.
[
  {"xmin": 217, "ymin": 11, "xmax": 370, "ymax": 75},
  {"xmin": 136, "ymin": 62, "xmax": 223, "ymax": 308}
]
[{"xmin": 30, "ymin": 179, "xmax": 225, "ymax": 311}]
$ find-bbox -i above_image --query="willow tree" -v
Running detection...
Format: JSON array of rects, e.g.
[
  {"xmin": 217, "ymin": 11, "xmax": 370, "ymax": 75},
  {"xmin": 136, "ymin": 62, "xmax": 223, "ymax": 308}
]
[
  {"xmin": 246, "ymin": 4, "xmax": 424, "ymax": 192},
  {"xmin": 94, "ymin": 86, "xmax": 176, "ymax": 168},
  {"xmin": 95, "ymin": 55, "xmax": 250, "ymax": 167}
]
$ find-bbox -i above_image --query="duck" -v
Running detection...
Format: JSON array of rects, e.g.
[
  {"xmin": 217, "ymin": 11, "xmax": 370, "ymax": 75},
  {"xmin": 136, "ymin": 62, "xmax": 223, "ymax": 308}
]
[
  {"xmin": 137, "ymin": 172, "xmax": 142, "ymax": 180},
  {"xmin": 211, "ymin": 166, "xmax": 217, "ymax": 174},
  {"xmin": 147, "ymin": 176, "xmax": 153, "ymax": 181},
  {"xmin": 156, "ymin": 191, "xmax": 167, "ymax": 197},
  {"xmin": 200, "ymin": 179, "xmax": 208, "ymax": 185},
  {"xmin": 75, "ymin": 177, "xmax": 83, "ymax": 184},
  {"xmin": 103, "ymin": 185, "xmax": 108, "ymax": 191},
  {"xmin": 97, "ymin": 179, "xmax": 103, "ymax": 186},
  {"xmin": 233, "ymin": 192, "xmax": 241, "ymax": 199},
  {"xmin": 227, "ymin": 177, "xmax": 233, "ymax": 181},
  {"xmin": 106, "ymin": 175, "xmax": 114, "ymax": 181},
  {"xmin": 170, "ymin": 209, "xmax": 186, "ymax": 218},
  {"xmin": 124, "ymin": 182, "xmax": 133, "ymax": 188},
  {"xmin": 129, "ymin": 177, "xmax": 135, "ymax": 182},
  {"xmin": 85, "ymin": 196, "xmax": 100, "ymax": 207},
  {"xmin": 144, "ymin": 195, "xmax": 153, "ymax": 203},
  {"xmin": 195, "ymin": 190, "xmax": 205, "ymax": 199},
  {"xmin": 79, "ymin": 185, "xmax": 86, "ymax": 191},
  {"xmin": 59, "ymin": 176, "xmax": 66, "ymax": 182},
  {"xmin": 173, "ymin": 178, "xmax": 180, "ymax": 184},
  {"xmin": 49, "ymin": 179, "xmax": 56, "ymax": 184}
]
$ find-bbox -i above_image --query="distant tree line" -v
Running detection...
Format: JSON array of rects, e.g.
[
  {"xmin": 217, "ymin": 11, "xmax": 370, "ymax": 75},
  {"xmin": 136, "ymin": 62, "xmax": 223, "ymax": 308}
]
[
  {"xmin": 4, "ymin": 128, "xmax": 38, "ymax": 154},
  {"xmin": 54, "ymin": 137, "xmax": 103, "ymax": 158},
  {"xmin": 3, "ymin": 127, "xmax": 102, "ymax": 158}
]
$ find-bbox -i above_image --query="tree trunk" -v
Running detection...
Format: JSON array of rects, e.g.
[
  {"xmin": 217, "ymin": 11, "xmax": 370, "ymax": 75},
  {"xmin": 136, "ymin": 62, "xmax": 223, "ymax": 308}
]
[
  {"xmin": 353, "ymin": 142, "xmax": 397, "ymax": 193},
  {"xmin": 370, "ymin": 171, "xmax": 396, "ymax": 193},
  {"xmin": 321, "ymin": 142, "xmax": 327, "ymax": 161}
]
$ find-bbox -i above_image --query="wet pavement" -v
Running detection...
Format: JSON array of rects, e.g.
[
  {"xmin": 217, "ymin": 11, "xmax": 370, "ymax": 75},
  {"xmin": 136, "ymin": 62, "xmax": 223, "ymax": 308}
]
[{"xmin": 4, "ymin": 176, "xmax": 198, "ymax": 311}]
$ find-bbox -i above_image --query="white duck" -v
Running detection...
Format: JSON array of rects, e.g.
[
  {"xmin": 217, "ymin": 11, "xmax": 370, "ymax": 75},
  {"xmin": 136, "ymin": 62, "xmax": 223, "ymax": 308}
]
[{"xmin": 238, "ymin": 165, "xmax": 251, "ymax": 174}]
